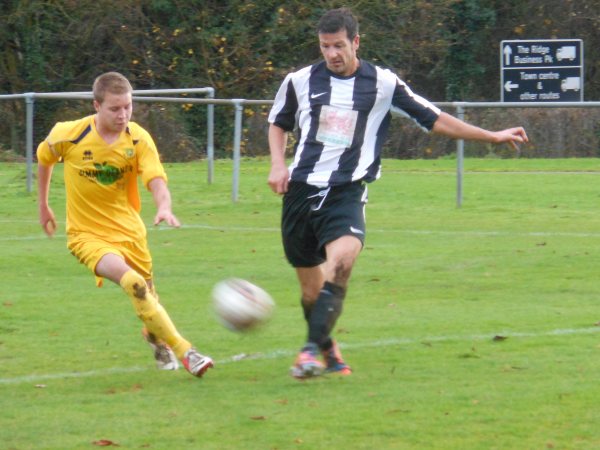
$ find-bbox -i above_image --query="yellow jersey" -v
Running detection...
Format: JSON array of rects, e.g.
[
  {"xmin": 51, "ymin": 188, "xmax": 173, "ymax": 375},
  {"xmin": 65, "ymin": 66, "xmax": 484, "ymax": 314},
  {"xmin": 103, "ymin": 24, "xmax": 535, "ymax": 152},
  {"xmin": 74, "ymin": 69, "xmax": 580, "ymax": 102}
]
[{"xmin": 37, "ymin": 115, "xmax": 167, "ymax": 242}]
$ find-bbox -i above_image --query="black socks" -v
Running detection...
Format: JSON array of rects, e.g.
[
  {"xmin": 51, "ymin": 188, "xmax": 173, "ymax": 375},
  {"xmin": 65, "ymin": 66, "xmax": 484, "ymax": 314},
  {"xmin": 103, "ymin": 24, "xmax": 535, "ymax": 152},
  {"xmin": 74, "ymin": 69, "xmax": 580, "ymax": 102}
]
[{"xmin": 305, "ymin": 281, "xmax": 345, "ymax": 350}]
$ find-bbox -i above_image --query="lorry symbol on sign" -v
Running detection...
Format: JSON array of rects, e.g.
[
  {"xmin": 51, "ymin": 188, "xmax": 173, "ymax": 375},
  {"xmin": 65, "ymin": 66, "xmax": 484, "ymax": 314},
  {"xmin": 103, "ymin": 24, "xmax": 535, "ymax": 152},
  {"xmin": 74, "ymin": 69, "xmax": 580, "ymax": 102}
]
[
  {"xmin": 556, "ymin": 46, "xmax": 576, "ymax": 61},
  {"xmin": 561, "ymin": 77, "xmax": 580, "ymax": 92}
]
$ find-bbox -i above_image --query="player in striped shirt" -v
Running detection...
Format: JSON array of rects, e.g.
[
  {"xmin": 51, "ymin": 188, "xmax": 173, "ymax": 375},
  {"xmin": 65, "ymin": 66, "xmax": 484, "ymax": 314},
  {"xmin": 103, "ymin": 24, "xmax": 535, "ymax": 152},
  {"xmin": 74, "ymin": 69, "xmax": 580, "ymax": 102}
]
[{"xmin": 268, "ymin": 8, "xmax": 528, "ymax": 379}]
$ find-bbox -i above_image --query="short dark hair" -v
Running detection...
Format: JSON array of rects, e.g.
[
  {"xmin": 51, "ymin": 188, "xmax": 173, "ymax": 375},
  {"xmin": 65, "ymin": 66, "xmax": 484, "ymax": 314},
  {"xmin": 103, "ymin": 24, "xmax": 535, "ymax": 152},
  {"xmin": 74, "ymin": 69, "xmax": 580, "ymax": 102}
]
[
  {"xmin": 93, "ymin": 72, "xmax": 132, "ymax": 103},
  {"xmin": 317, "ymin": 8, "xmax": 359, "ymax": 41}
]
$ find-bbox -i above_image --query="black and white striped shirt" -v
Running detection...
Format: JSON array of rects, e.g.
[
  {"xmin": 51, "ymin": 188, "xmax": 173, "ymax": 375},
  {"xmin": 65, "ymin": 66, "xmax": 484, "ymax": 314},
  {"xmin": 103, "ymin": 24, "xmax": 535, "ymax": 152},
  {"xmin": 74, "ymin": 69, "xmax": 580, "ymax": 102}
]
[{"xmin": 268, "ymin": 60, "xmax": 441, "ymax": 187}]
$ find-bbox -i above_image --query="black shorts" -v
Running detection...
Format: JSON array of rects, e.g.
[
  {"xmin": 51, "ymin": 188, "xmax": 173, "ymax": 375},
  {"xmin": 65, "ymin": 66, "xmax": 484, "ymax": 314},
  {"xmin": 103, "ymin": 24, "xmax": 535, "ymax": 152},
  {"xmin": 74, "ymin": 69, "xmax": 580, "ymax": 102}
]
[{"xmin": 281, "ymin": 181, "xmax": 368, "ymax": 268}]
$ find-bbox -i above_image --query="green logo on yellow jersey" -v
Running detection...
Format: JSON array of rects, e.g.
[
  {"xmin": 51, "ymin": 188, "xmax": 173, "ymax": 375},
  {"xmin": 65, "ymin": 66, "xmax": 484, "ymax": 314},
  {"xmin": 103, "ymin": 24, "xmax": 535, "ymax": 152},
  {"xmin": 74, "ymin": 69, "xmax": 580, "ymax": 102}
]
[
  {"xmin": 125, "ymin": 148, "xmax": 134, "ymax": 158},
  {"xmin": 93, "ymin": 162, "xmax": 123, "ymax": 185},
  {"xmin": 79, "ymin": 162, "xmax": 132, "ymax": 185}
]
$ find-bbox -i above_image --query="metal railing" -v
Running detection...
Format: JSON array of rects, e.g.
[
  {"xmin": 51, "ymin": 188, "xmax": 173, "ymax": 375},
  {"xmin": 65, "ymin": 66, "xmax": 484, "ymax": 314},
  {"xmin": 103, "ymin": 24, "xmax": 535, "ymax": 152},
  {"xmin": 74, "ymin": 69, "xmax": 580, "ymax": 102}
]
[
  {"xmin": 0, "ymin": 88, "xmax": 216, "ymax": 193},
  {"xmin": 443, "ymin": 101, "xmax": 600, "ymax": 207},
  {"xmin": 2, "ymin": 90, "xmax": 600, "ymax": 205}
]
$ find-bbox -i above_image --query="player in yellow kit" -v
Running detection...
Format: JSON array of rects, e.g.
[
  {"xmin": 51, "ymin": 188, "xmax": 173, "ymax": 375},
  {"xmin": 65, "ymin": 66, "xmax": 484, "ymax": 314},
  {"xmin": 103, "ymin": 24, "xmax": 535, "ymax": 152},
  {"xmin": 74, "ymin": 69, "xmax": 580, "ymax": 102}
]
[{"xmin": 36, "ymin": 71, "xmax": 213, "ymax": 378}]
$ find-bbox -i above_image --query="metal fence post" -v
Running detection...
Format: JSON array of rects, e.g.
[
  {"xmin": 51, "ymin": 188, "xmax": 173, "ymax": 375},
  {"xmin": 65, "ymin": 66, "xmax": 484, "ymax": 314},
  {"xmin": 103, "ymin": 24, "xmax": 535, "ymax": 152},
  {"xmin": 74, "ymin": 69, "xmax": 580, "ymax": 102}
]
[
  {"xmin": 455, "ymin": 104, "xmax": 465, "ymax": 208},
  {"xmin": 207, "ymin": 88, "xmax": 215, "ymax": 184},
  {"xmin": 25, "ymin": 93, "xmax": 35, "ymax": 193},
  {"xmin": 232, "ymin": 100, "xmax": 243, "ymax": 202}
]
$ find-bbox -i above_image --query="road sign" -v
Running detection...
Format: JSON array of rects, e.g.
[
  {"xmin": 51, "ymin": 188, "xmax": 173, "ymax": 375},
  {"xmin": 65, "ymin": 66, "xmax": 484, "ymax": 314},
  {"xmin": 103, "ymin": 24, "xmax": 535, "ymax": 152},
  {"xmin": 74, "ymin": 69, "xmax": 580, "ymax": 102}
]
[{"xmin": 500, "ymin": 39, "xmax": 583, "ymax": 102}]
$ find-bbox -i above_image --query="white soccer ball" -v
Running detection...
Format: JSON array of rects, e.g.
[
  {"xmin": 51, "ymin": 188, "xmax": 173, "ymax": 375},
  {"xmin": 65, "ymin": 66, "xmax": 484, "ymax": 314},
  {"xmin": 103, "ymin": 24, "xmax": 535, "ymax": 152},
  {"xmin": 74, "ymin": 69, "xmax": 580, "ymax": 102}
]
[{"xmin": 212, "ymin": 278, "xmax": 275, "ymax": 332}]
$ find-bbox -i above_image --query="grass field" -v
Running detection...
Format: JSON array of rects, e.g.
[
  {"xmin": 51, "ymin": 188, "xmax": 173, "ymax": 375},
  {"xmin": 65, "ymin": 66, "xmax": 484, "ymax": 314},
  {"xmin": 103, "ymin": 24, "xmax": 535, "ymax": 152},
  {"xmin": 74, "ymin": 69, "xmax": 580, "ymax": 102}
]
[{"xmin": 2, "ymin": 158, "xmax": 600, "ymax": 449}]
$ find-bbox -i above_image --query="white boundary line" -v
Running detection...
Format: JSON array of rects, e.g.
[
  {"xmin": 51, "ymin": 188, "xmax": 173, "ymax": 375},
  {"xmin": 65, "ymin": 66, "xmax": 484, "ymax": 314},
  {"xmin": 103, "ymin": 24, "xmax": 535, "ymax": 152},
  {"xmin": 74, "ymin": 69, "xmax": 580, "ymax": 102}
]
[
  {"xmin": 4, "ymin": 222, "xmax": 600, "ymax": 241},
  {"xmin": 1, "ymin": 326, "xmax": 599, "ymax": 385}
]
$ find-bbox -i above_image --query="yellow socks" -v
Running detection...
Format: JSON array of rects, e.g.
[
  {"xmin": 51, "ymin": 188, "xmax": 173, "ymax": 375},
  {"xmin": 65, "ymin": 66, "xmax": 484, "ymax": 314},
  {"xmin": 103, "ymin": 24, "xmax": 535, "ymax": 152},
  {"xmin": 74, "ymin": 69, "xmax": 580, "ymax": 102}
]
[{"xmin": 119, "ymin": 269, "xmax": 191, "ymax": 359}]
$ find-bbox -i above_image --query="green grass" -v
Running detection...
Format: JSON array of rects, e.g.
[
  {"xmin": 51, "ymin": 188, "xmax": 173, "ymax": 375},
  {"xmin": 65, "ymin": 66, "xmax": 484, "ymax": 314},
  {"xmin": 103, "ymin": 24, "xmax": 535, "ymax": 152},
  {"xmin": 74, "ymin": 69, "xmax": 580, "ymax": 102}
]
[{"xmin": 2, "ymin": 158, "xmax": 600, "ymax": 449}]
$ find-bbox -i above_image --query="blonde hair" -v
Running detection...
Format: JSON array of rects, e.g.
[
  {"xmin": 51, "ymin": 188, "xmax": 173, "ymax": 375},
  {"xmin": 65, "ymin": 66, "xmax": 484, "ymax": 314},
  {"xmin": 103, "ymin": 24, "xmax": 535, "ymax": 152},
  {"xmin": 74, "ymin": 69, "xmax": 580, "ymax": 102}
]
[{"xmin": 92, "ymin": 72, "xmax": 133, "ymax": 103}]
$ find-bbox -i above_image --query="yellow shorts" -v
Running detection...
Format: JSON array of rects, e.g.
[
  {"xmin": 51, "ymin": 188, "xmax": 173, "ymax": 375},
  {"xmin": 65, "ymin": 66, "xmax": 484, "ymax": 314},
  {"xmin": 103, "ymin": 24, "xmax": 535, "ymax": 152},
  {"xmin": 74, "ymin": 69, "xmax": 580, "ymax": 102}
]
[{"xmin": 67, "ymin": 232, "xmax": 153, "ymax": 287}]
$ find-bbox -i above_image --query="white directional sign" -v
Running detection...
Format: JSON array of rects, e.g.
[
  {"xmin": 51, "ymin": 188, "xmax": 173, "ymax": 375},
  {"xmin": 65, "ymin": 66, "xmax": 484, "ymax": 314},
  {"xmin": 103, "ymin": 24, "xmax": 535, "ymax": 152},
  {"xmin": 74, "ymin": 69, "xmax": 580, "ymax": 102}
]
[{"xmin": 501, "ymin": 39, "xmax": 583, "ymax": 102}]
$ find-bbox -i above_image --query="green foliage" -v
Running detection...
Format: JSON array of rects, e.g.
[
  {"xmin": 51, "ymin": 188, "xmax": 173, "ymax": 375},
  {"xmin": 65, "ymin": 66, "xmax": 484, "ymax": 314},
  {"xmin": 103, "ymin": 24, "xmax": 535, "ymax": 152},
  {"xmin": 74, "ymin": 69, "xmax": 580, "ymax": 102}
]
[
  {"xmin": 2, "ymin": 1, "xmax": 599, "ymax": 97},
  {"xmin": 442, "ymin": 0, "xmax": 497, "ymax": 100},
  {"xmin": 0, "ymin": 1, "xmax": 599, "ymax": 160}
]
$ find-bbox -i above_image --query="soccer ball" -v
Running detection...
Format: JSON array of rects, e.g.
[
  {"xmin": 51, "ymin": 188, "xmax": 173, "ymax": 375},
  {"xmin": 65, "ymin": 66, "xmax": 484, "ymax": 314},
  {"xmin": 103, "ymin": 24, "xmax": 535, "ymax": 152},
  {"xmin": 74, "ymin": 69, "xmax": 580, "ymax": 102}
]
[{"xmin": 212, "ymin": 278, "xmax": 275, "ymax": 332}]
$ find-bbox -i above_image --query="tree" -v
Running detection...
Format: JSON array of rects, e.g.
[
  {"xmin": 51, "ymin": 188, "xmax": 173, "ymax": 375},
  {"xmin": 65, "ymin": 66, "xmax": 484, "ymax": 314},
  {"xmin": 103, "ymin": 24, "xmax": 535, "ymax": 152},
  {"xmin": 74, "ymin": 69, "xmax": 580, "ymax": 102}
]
[{"xmin": 0, "ymin": 0, "xmax": 599, "ymax": 160}]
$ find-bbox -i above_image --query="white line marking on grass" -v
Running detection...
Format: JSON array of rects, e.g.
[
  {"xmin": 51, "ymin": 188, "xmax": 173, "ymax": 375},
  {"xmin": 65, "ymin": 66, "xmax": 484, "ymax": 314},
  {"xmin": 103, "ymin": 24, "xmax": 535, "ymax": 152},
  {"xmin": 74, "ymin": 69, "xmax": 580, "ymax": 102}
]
[
  {"xmin": 5, "ymin": 223, "xmax": 600, "ymax": 240},
  {"xmin": 466, "ymin": 171, "xmax": 600, "ymax": 175},
  {"xmin": 341, "ymin": 326, "xmax": 600, "ymax": 349},
  {"xmin": 178, "ymin": 224, "xmax": 279, "ymax": 233},
  {"xmin": 175, "ymin": 224, "xmax": 600, "ymax": 239},
  {"xmin": 374, "ymin": 229, "xmax": 600, "ymax": 238},
  {"xmin": 0, "ymin": 234, "xmax": 66, "ymax": 241},
  {"xmin": 1, "ymin": 326, "xmax": 599, "ymax": 385},
  {"xmin": 0, "ymin": 366, "xmax": 148, "ymax": 384}
]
